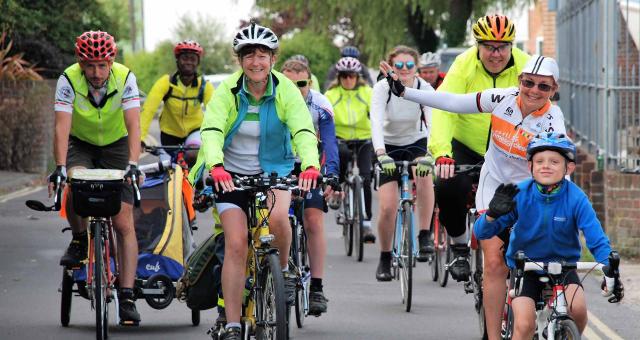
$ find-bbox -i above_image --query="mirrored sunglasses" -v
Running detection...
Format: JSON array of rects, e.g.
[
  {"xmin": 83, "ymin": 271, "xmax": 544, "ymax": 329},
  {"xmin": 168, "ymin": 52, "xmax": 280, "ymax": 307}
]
[{"xmin": 393, "ymin": 61, "xmax": 415, "ymax": 70}]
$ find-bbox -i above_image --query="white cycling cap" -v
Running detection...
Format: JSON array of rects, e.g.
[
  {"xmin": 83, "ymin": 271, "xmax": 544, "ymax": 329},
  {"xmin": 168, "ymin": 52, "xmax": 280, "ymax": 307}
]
[{"xmin": 521, "ymin": 55, "xmax": 559, "ymax": 82}]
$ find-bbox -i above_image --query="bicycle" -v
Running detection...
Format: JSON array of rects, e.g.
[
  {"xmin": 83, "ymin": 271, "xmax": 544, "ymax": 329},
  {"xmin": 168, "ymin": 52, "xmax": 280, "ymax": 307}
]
[
  {"xmin": 336, "ymin": 140, "xmax": 372, "ymax": 262},
  {"xmin": 26, "ymin": 168, "xmax": 141, "ymax": 340},
  {"xmin": 501, "ymin": 250, "xmax": 621, "ymax": 340},
  {"xmin": 208, "ymin": 174, "xmax": 294, "ymax": 340}
]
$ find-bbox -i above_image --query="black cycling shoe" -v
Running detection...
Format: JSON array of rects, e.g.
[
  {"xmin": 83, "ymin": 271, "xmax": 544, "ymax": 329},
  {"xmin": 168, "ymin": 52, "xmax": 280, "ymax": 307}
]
[
  {"xmin": 448, "ymin": 244, "xmax": 471, "ymax": 282},
  {"xmin": 283, "ymin": 270, "xmax": 297, "ymax": 306},
  {"xmin": 207, "ymin": 312, "xmax": 227, "ymax": 340},
  {"xmin": 308, "ymin": 290, "xmax": 329, "ymax": 316},
  {"xmin": 118, "ymin": 299, "xmax": 141, "ymax": 325},
  {"xmin": 59, "ymin": 238, "xmax": 88, "ymax": 266},
  {"xmin": 416, "ymin": 231, "xmax": 435, "ymax": 262},
  {"xmin": 376, "ymin": 258, "xmax": 393, "ymax": 282},
  {"xmin": 362, "ymin": 227, "xmax": 376, "ymax": 244},
  {"xmin": 220, "ymin": 327, "xmax": 241, "ymax": 340}
]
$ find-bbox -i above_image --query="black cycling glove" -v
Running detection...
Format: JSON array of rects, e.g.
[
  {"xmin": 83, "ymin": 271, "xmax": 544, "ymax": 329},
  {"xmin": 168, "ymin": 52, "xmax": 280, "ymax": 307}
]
[
  {"xmin": 125, "ymin": 163, "xmax": 143, "ymax": 183},
  {"xmin": 386, "ymin": 73, "xmax": 405, "ymax": 97},
  {"xmin": 601, "ymin": 265, "xmax": 624, "ymax": 303},
  {"xmin": 48, "ymin": 165, "xmax": 67, "ymax": 185},
  {"xmin": 486, "ymin": 183, "xmax": 519, "ymax": 219}
]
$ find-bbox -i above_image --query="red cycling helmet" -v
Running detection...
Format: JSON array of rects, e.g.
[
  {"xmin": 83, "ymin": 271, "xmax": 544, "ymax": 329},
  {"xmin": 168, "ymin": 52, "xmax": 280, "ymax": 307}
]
[
  {"xmin": 174, "ymin": 40, "xmax": 204, "ymax": 58},
  {"xmin": 75, "ymin": 31, "xmax": 117, "ymax": 61}
]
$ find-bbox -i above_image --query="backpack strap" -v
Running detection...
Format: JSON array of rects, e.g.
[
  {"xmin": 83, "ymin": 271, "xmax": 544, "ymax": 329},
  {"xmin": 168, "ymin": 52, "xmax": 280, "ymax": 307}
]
[
  {"xmin": 387, "ymin": 78, "xmax": 428, "ymax": 131},
  {"xmin": 197, "ymin": 75, "xmax": 206, "ymax": 103},
  {"xmin": 163, "ymin": 73, "xmax": 207, "ymax": 103}
]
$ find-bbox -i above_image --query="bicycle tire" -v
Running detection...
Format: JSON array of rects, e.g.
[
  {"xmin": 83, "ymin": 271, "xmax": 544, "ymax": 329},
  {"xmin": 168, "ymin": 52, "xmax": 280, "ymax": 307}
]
[
  {"xmin": 428, "ymin": 210, "xmax": 439, "ymax": 282},
  {"xmin": 342, "ymin": 184, "xmax": 354, "ymax": 257},
  {"xmin": 94, "ymin": 221, "xmax": 108, "ymax": 340},
  {"xmin": 295, "ymin": 227, "xmax": 309, "ymax": 328},
  {"xmin": 354, "ymin": 179, "xmax": 364, "ymax": 262},
  {"xmin": 501, "ymin": 300, "xmax": 514, "ymax": 340},
  {"xmin": 472, "ymin": 248, "xmax": 487, "ymax": 340},
  {"xmin": 256, "ymin": 252, "xmax": 287, "ymax": 340},
  {"xmin": 556, "ymin": 319, "xmax": 581, "ymax": 340},
  {"xmin": 191, "ymin": 309, "xmax": 200, "ymax": 326},
  {"xmin": 400, "ymin": 202, "xmax": 413, "ymax": 312},
  {"xmin": 61, "ymin": 269, "xmax": 73, "ymax": 327},
  {"xmin": 291, "ymin": 220, "xmax": 306, "ymax": 328},
  {"xmin": 436, "ymin": 217, "xmax": 449, "ymax": 287}
]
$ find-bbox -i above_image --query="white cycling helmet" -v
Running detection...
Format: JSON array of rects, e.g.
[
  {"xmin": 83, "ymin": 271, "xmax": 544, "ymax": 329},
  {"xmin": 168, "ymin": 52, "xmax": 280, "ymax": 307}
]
[
  {"xmin": 335, "ymin": 57, "xmax": 362, "ymax": 73},
  {"xmin": 420, "ymin": 52, "xmax": 441, "ymax": 68},
  {"xmin": 233, "ymin": 22, "xmax": 279, "ymax": 52}
]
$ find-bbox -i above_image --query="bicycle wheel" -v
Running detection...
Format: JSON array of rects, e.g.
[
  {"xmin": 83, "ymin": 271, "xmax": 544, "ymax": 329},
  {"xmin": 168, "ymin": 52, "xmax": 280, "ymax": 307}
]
[
  {"xmin": 555, "ymin": 319, "xmax": 581, "ymax": 340},
  {"xmin": 61, "ymin": 269, "xmax": 73, "ymax": 327},
  {"xmin": 428, "ymin": 210, "xmax": 439, "ymax": 282},
  {"xmin": 354, "ymin": 179, "xmax": 364, "ymax": 262},
  {"xmin": 342, "ymin": 184, "xmax": 354, "ymax": 257},
  {"xmin": 294, "ymin": 227, "xmax": 309, "ymax": 328},
  {"xmin": 501, "ymin": 300, "xmax": 514, "ymax": 340},
  {"xmin": 256, "ymin": 252, "xmax": 287, "ymax": 340},
  {"xmin": 191, "ymin": 309, "xmax": 200, "ymax": 326},
  {"xmin": 399, "ymin": 202, "xmax": 413, "ymax": 312},
  {"xmin": 93, "ymin": 221, "xmax": 109, "ymax": 340},
  {"xmin": 472, "ymin": 247, "xmax": 488, "ymax": 340},
  {"xmin": 436, "ymin": 217, "xmax": 449, "ymax": 287}
]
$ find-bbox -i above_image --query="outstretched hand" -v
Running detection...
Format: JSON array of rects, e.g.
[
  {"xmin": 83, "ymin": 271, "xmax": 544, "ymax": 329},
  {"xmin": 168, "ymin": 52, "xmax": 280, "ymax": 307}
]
[
  {"xmin": 379, "ymin": 61, "xmax": 405, "ymax": 97},
  {"xmin": 486, "ymin": 183, "xmax": 519, "ymax": 219}
]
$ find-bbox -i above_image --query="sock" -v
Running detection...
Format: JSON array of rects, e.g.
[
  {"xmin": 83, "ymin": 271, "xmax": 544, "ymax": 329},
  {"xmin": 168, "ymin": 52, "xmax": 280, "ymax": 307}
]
[
  {"xmin": 225, "ymin": 322, "xmax": 241, "ymax": 330},
  {"xmin": 363, "ymin": 220, "xmax": 372, "ymax": 228},
  {"xmin": 418, "ymin": 229, "xmax": 430, "ymax": 239},
  {"xmin": 380, "ymin": 251, "xmax": 392, "ymax": 261},
  {"xmin": 281, "ymin": 264, "xmax": 289, "ymax": 273},
  {"xmin": 119, "ymin": 287, "xmax": 135, "ymax": 301},
  {"xmin": 451, "ymin": 228, "xmax": 468, "ymax": 244},
  {"xmin": 310, "ymin": 278, "xmax": 323, "ymax": 292}
]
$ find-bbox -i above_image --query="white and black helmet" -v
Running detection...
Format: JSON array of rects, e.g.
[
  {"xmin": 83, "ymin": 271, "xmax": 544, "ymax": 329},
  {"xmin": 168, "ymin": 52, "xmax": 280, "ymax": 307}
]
[
  {"xmin": 233, "ymin": 22, "xmax": 279, "ymax": 52},
  {"xmin": 420, "ymin": 52, "xmax": 441, "ymax": 68},
  {"xmin": 335, "ymin": 57, "xmax": 362, "ymax": 73}
]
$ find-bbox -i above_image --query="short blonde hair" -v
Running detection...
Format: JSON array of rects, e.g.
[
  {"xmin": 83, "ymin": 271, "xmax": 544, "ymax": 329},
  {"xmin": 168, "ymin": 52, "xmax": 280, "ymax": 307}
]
[
  {"xmin": 386, "ymin": 45, "xmax": 420, "ymax": 65},
  {"xmin": 280, "ymin": 59, "xmax": 311, "ymax": 78}
]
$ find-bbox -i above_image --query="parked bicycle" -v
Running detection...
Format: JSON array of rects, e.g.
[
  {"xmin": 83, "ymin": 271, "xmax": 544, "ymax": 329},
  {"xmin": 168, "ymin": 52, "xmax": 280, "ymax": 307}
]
[
  {"xmin": 501, "ymin": 250, "xmax": 621, "ymax": 340},
  {"xmin": 26, "ymin": 168, "xmax": 141, "ymax": 340}
]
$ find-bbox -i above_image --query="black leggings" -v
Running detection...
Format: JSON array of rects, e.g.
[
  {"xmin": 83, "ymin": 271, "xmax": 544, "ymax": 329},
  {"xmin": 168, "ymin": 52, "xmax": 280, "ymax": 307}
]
[
  {"xmin": 338, "ymin": 140, "xmax": 373, "ymax": 221},
  {"xmin": 435, "ymin": 139, "xmax": 483, "ymax": 238}
]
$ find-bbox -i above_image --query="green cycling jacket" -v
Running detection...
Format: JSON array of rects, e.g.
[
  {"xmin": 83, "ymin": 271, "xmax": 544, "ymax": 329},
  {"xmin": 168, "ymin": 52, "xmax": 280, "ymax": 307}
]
[{"xmin": 325, "ymin": 84, "xmax": 372, "ymax": 140}]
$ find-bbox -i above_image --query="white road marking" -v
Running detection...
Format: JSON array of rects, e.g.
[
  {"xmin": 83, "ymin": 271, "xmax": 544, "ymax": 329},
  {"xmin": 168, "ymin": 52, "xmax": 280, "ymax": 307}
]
[
  {"xmin": 0, "ymin": 186, "xmax": 46, "ymax": 203},
  {"xmin": 584, "ymin": 326, "xmax": 603, "ymax": 340}
]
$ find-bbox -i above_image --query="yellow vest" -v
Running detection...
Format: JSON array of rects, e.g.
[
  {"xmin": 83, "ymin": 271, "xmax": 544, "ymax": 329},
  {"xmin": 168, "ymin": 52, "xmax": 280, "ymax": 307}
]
[{"xmin": 64, "ymin": 62, "xmax": 131, "ymax": 146}]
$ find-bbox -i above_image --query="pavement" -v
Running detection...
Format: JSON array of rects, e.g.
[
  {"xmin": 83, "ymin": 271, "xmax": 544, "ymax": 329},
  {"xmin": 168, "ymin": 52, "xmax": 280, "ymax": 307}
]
[{"xmin": 0, "ymin": 171, "xmax": 46, "ymax": 197}]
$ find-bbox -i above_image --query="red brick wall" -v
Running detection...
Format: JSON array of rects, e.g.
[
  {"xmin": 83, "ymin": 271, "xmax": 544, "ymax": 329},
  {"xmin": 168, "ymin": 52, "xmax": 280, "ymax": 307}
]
[{"xmin": 527, "ymin": 0, "xmax": 557, "ymax": 58}]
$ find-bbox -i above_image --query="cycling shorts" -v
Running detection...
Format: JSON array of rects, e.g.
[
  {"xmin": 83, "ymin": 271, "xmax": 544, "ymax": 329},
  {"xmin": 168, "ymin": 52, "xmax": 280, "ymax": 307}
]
[
  {"xmin": 476, "ymin": 164, "xmax": 501, "ymax": 211},
  {"xmin": 160, "ymin": 129, "xmax": 201, "ymax": 147},
  {"xmin": 66, "ymin": 136, "xmax": 133, "ymax": 203},
  {"xmin": 379, "ymin": 138, "xmax": 427, "ymax": 186},
  {"xmin": 515, "ymin": 269, "xmax": 582, "ymax": 302}
]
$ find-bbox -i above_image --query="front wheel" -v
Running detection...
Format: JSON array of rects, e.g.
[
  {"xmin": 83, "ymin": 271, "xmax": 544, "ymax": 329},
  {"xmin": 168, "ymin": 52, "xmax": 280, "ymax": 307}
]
[
  {"xmin": 256, "ymin": 252, "xmax": 287, "ymax": 340},
  {"xmin": 555, "ymin": 319, "xmax": 581, "ymax": 340},
  {"xmin": 435, "ymin": 217, "xmax": 450, "ymax": 287},
  {"xmin": 428, "ymin": 210, "xmax": 439, "ymax": 282},
  {"xmin": 342, "ymin": 184, "xmax": 354, "ymax": 257},
  {"xmin": 93, "ymin": 222, "xmax": 109, "ymax": 340},
  {"xmin": 354, "ymin": 179, "xmax": 364, "ymax": 262},
  {"xmin": 191, "ymin": 309, "xmax": 200, "ymax": 326},
  {"xmin": 61, "ymin": 269, "xmax": 73, "ymax": 327},
  {"xmin": 399, "ymin": 202, "xmax": 413, "ymax": 312}
]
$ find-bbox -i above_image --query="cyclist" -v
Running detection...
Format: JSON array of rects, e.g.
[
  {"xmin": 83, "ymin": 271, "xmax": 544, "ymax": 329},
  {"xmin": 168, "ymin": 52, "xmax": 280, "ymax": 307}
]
[
  {"xmin": 324, "ymin": 45, "xmax": 374, "ymax": 89},
  {"xmin": 287, "ymin": 54, "xmax": 321, "ymax": 92},
  {"xmin": 371, "ymin": 45, "xmax": 435, "ymax": 281},
  {"xmin": 417, "ymin": 52, "xmax": 446, "ymax": 89},
  {"xmin": 474, "ymin": 133, "xmax": 624, "ymax": 339},
  {"xmin": 281, "ymin": 59, "xmax": 339, "ymax": 315},
  {"xmin": 51, "ymin": 30, "xmax": 142, "ymax": 324},
  {"xmin": 140, "ymin": 40, "xmax": 214, "ymax": 165},
  {"xmin": 383, "ymin": 54, "xmax": 565, "ymax": 340},
  {"xmin": 325, "ymin": 56, "xmax": 376, "ymax": 243},
  {"xmin": 189, "ymin": 22, "xmax": 320, "ymax": 340}
]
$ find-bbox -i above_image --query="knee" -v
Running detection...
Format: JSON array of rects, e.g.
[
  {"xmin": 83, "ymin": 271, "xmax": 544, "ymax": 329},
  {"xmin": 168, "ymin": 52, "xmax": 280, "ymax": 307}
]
[
  {"xmin": 514, "ymin": 317, "xmax": 535, "ymax": 338},
  {"xmin": 225, "ymin": 237, "xmax": 247, "ymax": 260},
  {"xmin": 484, "ymin": 254, "xmax": 508, "ymax": 278}
]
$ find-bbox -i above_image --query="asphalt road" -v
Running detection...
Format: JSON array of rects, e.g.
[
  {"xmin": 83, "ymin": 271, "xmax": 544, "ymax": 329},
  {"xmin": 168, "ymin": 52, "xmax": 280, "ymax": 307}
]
[{"xmin": 1, "ymin": 187, "xmax": 638, "ymax": 339}]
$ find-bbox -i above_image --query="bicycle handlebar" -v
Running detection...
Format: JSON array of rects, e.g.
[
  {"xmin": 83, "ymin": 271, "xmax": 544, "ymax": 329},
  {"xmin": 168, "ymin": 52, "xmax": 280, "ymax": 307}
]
[
  {"xmin": 144, "ymin": 144, "xmax": 200, "ymax": 154},
  {"xmin": 138, "ymin": 159, "xmax": 172, "ymax": 174}
]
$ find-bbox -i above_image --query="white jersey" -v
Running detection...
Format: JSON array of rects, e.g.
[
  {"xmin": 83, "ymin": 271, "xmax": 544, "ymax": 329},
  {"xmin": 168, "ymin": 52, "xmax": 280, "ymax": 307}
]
[{"xmin": 476, "ymin": 87, "xmax": 566, "ymax": 183}]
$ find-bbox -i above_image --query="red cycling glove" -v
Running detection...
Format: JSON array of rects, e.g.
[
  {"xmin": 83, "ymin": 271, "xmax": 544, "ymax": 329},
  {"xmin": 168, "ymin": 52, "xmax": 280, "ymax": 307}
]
[
  {"xmin": 299, "ymin": 166, "xmax": 321, "ymax": 187},
  {"xmin": 210, "ymin": 166, "xmax": 232, "ymax": 185},
  {"xmin": 435, "ymin": 156, "xmax": 455, "ymax": 166}
]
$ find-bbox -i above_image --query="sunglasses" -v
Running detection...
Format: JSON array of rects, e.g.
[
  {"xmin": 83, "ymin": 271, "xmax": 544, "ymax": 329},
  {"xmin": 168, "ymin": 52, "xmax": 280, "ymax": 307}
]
[
  {"xmin": 478, "ymin": 42, "xmax": 512, "ymax": 54},
  {"xmin": 296, "ymin": 79, "xmax": 311, "ymax": 88},
  {"xmin": 339, "ymin": 73, "xmax": 358, "ymax": 79},
  {"xmin": 393, "ymin": 61, "xmax": 415, "ymax": 70},
  {"xmin": 520, "ymin": 79, "xmax": 553, "ymax": 92}
]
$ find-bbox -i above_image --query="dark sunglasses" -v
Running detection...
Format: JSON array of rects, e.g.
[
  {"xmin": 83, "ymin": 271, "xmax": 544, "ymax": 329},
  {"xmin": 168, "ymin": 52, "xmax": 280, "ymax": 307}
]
[
  {"xmin": 339, "ymin": 72, "xmax": 358, "ymax": 79},
  {"xmin": 479, "ymin": 42, "xmax": 512, "ymax": 54},
  {"xmin": 393, "ymin": 61, "xmax": 415, "ymax": 70},
  {"xmin": 296, "ymin": 79, "xmax": 311, "ymax": 88},
  {"xmin": 520, "ymin": 79, "xmax": 553, "ymax": 92}
]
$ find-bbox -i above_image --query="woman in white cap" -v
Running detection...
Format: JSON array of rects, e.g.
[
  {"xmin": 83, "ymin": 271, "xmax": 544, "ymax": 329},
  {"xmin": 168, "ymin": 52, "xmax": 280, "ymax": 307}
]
[{"xmin": 380, "ymin": 54, "xmax": 566, "ymax": 215}]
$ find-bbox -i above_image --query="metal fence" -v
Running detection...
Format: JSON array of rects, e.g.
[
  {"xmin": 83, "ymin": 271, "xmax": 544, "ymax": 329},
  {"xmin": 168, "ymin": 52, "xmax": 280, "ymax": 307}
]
[{"xmin": 556, "ymin": 0, "xmax": 640, "ymax": 171}]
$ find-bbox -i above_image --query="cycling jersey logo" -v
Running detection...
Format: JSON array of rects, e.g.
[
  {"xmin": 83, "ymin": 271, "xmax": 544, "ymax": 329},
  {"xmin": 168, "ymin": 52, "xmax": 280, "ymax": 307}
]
[
  {"xmin": 504, "ymin": 107, "xmax": 513, "ymax": 116},
  {"xmin": 553, "ymin": 216, "xmax": 567, "ymax": 222},
  {"xmin": 491, "ymin": 94, "xmax": 505, "ymax": 103},
  {"xmin": 145, "ymin": 261, "xmax": 161, "ymax": 272}
]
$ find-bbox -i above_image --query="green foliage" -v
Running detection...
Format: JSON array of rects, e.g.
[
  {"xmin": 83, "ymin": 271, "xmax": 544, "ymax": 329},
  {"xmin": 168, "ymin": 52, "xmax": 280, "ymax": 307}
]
[
  {"xmin": 275, "ymin": 29, "xmax": 340, "ymax": 89},
  {"xmin": 124, "ymin": 41, "xmax": 175, "ymax": 94},
  {"xmin": 172, "ymin": 13, "xmax": 233, "ymax": 75}
]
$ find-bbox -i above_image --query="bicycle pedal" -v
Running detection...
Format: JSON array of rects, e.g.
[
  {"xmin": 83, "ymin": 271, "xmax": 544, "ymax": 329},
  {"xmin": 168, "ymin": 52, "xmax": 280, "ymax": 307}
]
[{"xmin": 464, "ymin": 282, "xmax": 474, "ymax": 294}]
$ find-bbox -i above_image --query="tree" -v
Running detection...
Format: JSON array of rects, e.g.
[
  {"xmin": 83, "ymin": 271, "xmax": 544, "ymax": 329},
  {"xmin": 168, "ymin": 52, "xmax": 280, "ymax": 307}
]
[
  {"xmin": 124, "ymin": 40, "xmax": 174, "ymax": 94},
  {"xmin": 172, "ymin": 13, "xmax": 232, "ymax": 75},
  {"xmin": 254, "ymin": 0, "xmax": 520, "ymax": 65}
]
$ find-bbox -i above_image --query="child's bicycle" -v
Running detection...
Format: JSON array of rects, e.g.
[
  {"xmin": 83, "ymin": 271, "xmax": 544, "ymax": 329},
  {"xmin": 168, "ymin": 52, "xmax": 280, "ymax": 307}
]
[
  {"xmin": 209, "ymin": 174, "xmax": 297, "ymax": 340},
  {"xmin": 501, "ymin": 250, "xmax": 622, "ymax": 340},
  {"xmin": 26, "ymin": 168, "xmax": 141, "ymax": 340}
]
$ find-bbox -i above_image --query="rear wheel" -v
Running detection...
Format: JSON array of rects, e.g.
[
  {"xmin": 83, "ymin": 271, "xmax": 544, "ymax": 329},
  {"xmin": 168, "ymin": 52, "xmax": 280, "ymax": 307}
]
[
  {"xmin": 354, "ymin": 179, "xmax": 364, "ymax": 262},
  {"xmin": 428, "ymin": 210, "xmax": 439, "ymax": 282},
  {"xmin": 256, "ymin": 252, "xmax": 287, "ymax": 340},
  {"xmin": 342, "ymin": 184, "xmax": 354, "ymax": 257},
  {"xmin": 294, "ymin": 228, "xmax": 308, "ymax": 328},
  {"xmin": 436, "ymin": 218, "xmax": 450, "ymax": 287},
  {"xmin": 93, "ymin": 222, "xmax": 108, "ymax": 340},
  {"xmin": 191, "ymin": 309, "xmax": 200, "ymax": 326},
  {"xmin": 61, "ymin": 269, "xmax": 73, "ymax": 327},
  {"xmin": 399, "ymin": 202, "xmax": 413, "ymax": 312}
]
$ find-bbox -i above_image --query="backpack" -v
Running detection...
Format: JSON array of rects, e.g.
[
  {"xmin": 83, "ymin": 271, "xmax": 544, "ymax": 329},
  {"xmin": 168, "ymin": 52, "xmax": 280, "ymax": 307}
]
[
  {"xmin": 163, "ymin": 73, "xmax": 207, "ymax": 104},
  {"xmin": 176, "ymin": 231, "xmax": 224, "ymax": 311},
  {"xmin": 386, "ymin": 77, "xmax": 428, "ymax": 132}
]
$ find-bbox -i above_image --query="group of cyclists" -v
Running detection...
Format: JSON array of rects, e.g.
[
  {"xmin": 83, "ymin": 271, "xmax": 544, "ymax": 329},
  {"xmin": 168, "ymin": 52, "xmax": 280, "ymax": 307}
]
[{"xmin": 47, "ymin": 13, "xmax": 624, "ymax": 340}]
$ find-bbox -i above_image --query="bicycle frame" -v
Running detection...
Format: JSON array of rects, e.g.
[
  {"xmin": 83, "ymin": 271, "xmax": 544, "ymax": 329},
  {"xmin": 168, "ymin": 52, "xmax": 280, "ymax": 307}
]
[
  {"xmin": 86, "ymin": 218, "xmax": 118, "ymax": 305},
  {"xmin": 393, "ymin": 161, "xmax": 417, "ymax": 260}
]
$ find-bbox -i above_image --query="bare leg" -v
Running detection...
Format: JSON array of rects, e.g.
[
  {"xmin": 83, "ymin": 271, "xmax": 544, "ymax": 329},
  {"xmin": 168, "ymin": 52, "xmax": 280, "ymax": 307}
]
[
  {"xmin": 481, "ymin": 236, "xmax": 510, "ymax": 340},
  {"xmin": 219, "ymin": 208, "xmax": 248, "ymax": 324},
  {"xmin": 511, "ymin": 297, "xmax": 537, "ymax": 340},
  {"xmin": 111, "ymin": 202, "xmax": 138, "ymax": 289},
  {"xmin": 376, "ymin": 182, "xmax": 399, "ymax": 252},
  {"xmin": 267, "ymin": 190, "xmax": 292, "ymax": 268},
  {"xmin": 303, "ymin": 207, "xmax": 326, "ymax": 278}
]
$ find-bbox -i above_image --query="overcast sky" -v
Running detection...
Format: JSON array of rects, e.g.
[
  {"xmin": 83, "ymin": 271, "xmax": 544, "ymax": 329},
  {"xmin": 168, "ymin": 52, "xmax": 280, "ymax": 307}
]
[{"xmin": 143, "ymin": 0, "xmax": 255, "ymax": 51}]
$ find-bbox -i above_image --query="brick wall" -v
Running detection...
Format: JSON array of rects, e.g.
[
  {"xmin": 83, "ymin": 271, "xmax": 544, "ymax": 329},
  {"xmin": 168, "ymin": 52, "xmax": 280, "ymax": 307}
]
[
  {"xmin": 573, "ymin": 147, "xmax": 640, "ymax": 257},
  {"xmin": 527, "ymin": 0, "xmax": 557, "ymax": 58},
  {"xmin": 0, "ymin": 80, "xmax": 56, "ymax": 173}
]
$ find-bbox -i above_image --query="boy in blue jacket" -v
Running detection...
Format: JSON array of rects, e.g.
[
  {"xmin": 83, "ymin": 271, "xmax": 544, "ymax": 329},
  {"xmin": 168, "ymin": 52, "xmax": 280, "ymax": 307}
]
[{"xmin": 474, "ymin": 132, "xmax": 624, "ymax": 340}]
